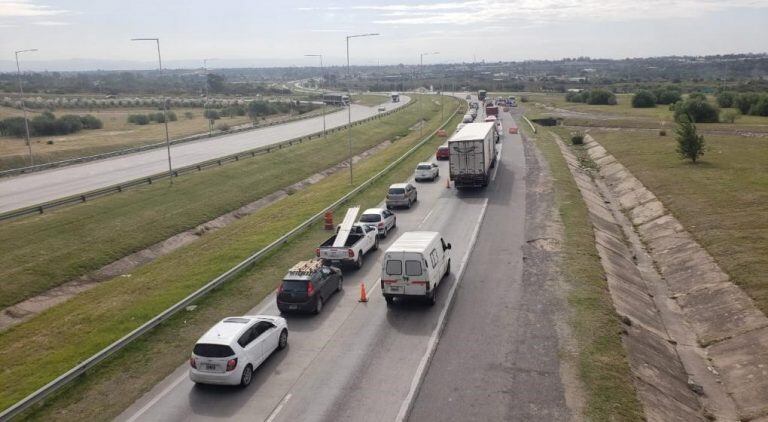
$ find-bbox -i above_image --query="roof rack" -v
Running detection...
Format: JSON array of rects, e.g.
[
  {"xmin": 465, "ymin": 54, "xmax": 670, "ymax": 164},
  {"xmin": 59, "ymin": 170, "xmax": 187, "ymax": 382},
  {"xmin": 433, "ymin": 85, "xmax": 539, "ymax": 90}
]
[{"xmin": 287, "ymin": 259, "xmax": 323, "ymax": 276}]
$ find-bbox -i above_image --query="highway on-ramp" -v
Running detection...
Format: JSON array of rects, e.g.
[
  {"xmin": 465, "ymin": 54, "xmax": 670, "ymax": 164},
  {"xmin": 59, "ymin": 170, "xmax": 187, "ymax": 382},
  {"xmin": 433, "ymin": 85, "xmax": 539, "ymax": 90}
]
[
  {"xmin": 116, "ymin": 103, "xmax": 572, "ymax": 421},
  {"xmin": 0, "ymin": 96, "xmax": 408, "ymax": 214}
]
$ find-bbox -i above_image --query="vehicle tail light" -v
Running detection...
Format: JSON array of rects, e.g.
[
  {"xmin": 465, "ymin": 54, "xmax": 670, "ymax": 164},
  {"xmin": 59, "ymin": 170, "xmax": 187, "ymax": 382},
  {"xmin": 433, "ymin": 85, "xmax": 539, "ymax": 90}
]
[
  {"xmin": 348, "ymin": 249, "xmax": 354, "ymax": 257},
  {"xmin": 378, "ymin": 223, "xmax": 384, "ymax": 228},
  {"xmin": 307, "ymin": 281, "xmax": 315, "ymax": 296},
  {"xmin": 315, "ymin": 248, "xmax": 320, "ymax": 257},
  {"xmin": 278, "ymin": 283, "xmax": 284, "ymax": 294},
  {"xmin": 226, "ymin": 358, "xmax": 238, "ymax": 372},
  {"xmin": 189, "ymin": 356, "xmax": 197, "ymax": 369}
]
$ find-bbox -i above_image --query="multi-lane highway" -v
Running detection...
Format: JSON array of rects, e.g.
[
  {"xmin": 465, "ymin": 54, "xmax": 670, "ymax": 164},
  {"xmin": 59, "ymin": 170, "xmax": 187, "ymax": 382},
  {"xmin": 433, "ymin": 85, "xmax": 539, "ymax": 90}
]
[
  {"xmin": 116, "ymin": 102, "xmax": 571, "ymax": 421},
  {"xmin": 0, "ymin": 96, "xmax": 408, "ymax": 214}
]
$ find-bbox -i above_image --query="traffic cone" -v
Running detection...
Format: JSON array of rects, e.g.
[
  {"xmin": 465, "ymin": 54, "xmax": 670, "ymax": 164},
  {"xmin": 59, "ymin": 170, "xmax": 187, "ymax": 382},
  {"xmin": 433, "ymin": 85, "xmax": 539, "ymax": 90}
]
[
  {"xmin": 445, "ymin": 177, "xmax": 451, "ymax": 189},
  {"xmin": 359, "ymin": 282, "xmax": 368, "ymax": 302}
]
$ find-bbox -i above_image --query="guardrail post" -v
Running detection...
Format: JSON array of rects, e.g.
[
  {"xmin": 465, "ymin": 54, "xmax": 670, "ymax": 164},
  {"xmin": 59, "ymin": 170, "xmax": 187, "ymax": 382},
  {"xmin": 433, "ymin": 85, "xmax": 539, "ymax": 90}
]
[
  {"xmin": 38, "ymin": 206, "xmax": 44, "ymax": 214},
  {"xmin": 148, "ymin": 178, "xmax": 153, "ymax": 185},
  {"xmin": 81, "ymin": 195, "xmax": 86, "ymax": 203}
]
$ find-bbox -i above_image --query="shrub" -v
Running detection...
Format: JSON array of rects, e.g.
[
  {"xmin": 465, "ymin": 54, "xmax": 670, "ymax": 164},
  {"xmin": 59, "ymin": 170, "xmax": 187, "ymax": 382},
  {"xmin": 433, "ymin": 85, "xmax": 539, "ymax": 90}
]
[
  {"xmin": 673, "ymin": 98, "xmax": 719, "ymax": 123},
  {"xmin": 734, "ymin": 93, "xmax": 760, "ymax": 115},
  {"xmin": 654, "ymin": 87, "xmax": 682, "ymax": 105},
  {"xmin": 565, "ymin": 91, "xmax": 587, "ymax": 103},
  {"xmin": 675, "ymin": 116, "xmax": 705, "ymax": 163},
  {"xmin": 632, "ymin": 90, "xmax": 657, "ymax": 108},
  {"xmin": 80, "ymin": 114, "xmax": 103, "ymax": 129},
  {"xmin": 166, "ymin": 111, "xmax": 178, "ymax": 122},
  {"xmin": 127, "ymin": 114, "xmax": 150, "ymax": 125},
  {"xmin": 716, "ymin": 91, "xmax": 736, "ymax": 108},
  {"xmin": 748, "ymin": 96, "xmax": 768, "ymax": 116},
  {"xmin": 57, "ymin": 115, "xmax": 84, "ymax": 133},
  {"xmin": 571, "ymin": 132, "xmax": 584, "ymax": 145},
  {"xmin": 184, "ymin": 111, "xmax": 194, "ymax": 120},
  {"xmin": 687, "ymin": 92, "xmax": 707, "ymax": 101},
  {"xmin": 720, "ymin": 109, "xmax": 741, "ymax": 123},
  {"xmin": 216, "ymin": 122, "xmax": 231, "ymax": 132},
  {"xmin": 586, "ymin": 89, "xmax": 617, "ymax": 105},
  {"xmin": 520, "ymin": 96, "xmax": 529, "ymax": 103},
  {"xmin": 0, "ymin": 117, "xmax": 29, "ymax": 137},
  {"xmin": 204, "ymin": 109, "xmax": 220, "ymax": 120},
  {"xmin": 659, "ymin": 129, "xmax": 666, "ymax": 136}
]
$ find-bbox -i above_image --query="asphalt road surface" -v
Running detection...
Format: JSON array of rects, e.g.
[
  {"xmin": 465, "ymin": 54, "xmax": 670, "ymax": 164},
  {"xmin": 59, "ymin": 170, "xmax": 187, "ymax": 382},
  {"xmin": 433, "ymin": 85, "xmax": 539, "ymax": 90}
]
[
  {"xmin": 0, "ymin": 96, "xmax": 408, "ymax": 214},
  {"xmin": 116, "ymin": 98, "xmax": 571, "ymax": 421}
]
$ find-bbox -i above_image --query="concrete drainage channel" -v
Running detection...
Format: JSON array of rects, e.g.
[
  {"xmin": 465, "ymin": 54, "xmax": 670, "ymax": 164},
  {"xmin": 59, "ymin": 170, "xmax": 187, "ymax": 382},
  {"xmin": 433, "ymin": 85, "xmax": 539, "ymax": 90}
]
[{"xmin": 550, "ymin": 130, "xmax": 768, "ymax": 421}]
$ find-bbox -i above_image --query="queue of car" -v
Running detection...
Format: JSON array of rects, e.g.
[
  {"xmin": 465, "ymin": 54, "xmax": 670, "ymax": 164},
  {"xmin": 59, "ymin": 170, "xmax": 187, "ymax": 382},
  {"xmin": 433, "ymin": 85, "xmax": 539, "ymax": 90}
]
[{"xmin": 188, "ymin": 112, "xmax": 464, "ymax": 389}]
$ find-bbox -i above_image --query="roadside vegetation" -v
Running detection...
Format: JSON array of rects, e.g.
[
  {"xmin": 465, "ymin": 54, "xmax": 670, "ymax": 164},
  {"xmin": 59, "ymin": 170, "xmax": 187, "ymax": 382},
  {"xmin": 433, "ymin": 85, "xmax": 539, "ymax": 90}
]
[
  {"xmin": 0, "ymin": 96, "xmax": 461, "ymax": 415},
  {"xmin": 352, "ymin": 94, "xmax": 388, "ymax": 107},
  {"xmin": 519, "ymin": 121, "xmax": 644, "ymax": 421},
  {"xmin": 0, "ymin": 97, "xmax": 432, "ymax": 310}
]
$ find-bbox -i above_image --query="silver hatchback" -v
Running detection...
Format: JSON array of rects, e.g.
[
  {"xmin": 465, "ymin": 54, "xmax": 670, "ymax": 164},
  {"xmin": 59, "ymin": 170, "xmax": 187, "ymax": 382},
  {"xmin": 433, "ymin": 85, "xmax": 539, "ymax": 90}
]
[{"xmin": 386, "ymin": 183, "xmax": 418, "ymax": 209}]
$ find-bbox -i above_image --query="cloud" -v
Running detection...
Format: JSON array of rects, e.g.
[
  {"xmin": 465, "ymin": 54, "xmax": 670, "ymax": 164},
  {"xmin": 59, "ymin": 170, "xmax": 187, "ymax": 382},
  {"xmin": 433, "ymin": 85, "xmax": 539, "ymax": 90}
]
[
  {"xmin": 0, "ymin": 0, "xmax": 69, "ymax": 17},
  {"xmin": 32, "ymin": 19, "xmax": 68, "ymax": 25},
  {"xmin": 309, "ymin": 28, "xmax": 352, "ymax": 32},
  {"xmin": 344, "ymin": 0, "xmax": 768, "ymax": 25}
]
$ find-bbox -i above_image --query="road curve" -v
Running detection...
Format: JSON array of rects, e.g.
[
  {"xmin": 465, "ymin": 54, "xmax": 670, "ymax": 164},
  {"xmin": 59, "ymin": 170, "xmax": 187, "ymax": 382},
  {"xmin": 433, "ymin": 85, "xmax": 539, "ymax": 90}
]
[{"xmin": 0, "ymin": 96, "xmax": 409, "ymax": 214}]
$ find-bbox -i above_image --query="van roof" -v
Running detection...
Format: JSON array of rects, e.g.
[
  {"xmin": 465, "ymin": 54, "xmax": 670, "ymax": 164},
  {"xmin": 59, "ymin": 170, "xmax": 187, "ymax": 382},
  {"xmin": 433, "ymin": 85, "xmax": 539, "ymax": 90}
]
[
  {"xmin": 450, "ymin": 122, "xmax": 495, "ymax": 141},
  {"xmin": 386, "ymin": 231, "xmax": 440, "ymax": 253}
]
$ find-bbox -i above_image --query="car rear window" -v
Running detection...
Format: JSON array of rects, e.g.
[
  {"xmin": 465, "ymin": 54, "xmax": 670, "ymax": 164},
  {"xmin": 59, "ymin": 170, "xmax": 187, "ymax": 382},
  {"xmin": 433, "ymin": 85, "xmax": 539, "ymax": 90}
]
[
  {"xmin": 193, "ymin": 343, "xmax": 235, "ymax": 358},
  {"xmin": 386, "ymin": 260, "xmax": 402, "ymax": 275},
  {"xmin": 417, "ymin": 165, "xmax": 432, "ymax": 170},
  {"xmin": 405, "ymin": 260, "xmax": 423, "ymax": 276},
  {"xmin": 388, "ymin": 188, "xmax": 405, "ymax": 195},
  {"xmin": 359, "ymin": 214, "xmax": 382, "ymax": 223},
  {"xmin": 438, "ymin": 146, "xmax": 449, "ymax": 151},
  {"xmin": 281, "ymin": 280, "xmax": 308, "ymax": 292}
]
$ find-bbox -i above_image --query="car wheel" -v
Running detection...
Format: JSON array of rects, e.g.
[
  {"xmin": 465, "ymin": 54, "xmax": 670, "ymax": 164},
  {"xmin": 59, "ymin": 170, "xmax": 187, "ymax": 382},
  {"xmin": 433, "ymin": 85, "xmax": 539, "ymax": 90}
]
[
  {"xmin": 414, "ymin": 194, "xmax": 418, "ymax": 202},
  {"xmin": 372, "ymin": 238, "xmax": 379, "ymax": 251},
  {"xmin": 314, "ymin": 296, "xmax": 324, "ymax": 314},
  {"xmin": 355, "ymin": 252, "xmax": 363, "ymax": 269},
  {"xmin": 393, "ymin": 218, "xmax": 397, "ymax": 228},
  {"xmin": 337, "ymin": 276, "xmax": 343, "ymax": 292},
  {"xmin": 384, "ymin": 295, "xmax": 395, "ymax": 306},
  {"xmin": 240, "ymin": 365, "xmax": 254, "ymax": 387},
  {"xmin": 427, "ymin": 288, "xmax": 437, "ymax": 306},
  {"xmin": 407, "ymin": 199, "xmax": 412, "ymax": 209},
  {"xmin": 382, "ymin": 226, "xmax": 388, "ymax": 238},
  {"xmin": 278, "ymin": 329, "xmax": 288, "ymax": 350}
]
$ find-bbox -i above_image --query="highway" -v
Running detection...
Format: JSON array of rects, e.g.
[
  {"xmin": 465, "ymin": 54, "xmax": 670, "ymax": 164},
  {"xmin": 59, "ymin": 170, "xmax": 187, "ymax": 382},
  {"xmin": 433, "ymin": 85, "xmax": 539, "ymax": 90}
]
[
  {"xmin": 116, "ymin": 102, "xmax": 572, "ymax": 421},
  {"xmin": 0, "ymin": 96, "xmax": 408, "ymax": 214}
]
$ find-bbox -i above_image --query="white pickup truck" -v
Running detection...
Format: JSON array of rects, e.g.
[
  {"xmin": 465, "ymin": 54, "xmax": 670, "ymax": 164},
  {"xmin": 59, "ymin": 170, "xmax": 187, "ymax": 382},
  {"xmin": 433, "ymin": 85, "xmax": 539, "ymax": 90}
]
[{"xmin": 316, "ymin": 208, "xmax": 379, "ymax": 269}]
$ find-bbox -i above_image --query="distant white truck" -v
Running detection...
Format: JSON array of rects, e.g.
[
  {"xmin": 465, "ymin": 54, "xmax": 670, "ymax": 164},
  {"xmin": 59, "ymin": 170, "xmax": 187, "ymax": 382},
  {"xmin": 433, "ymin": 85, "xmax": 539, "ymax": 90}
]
[
  {"xmin": 390, "ymin": 92, "xmax": 400, "ymax": 102},
  {"xmin": 316, "ymin": 207, "xmax": 378, "ymax": 269},
  {"xmin": 448, "ymin": 122, "xmax": 497, "ymax": 189}
]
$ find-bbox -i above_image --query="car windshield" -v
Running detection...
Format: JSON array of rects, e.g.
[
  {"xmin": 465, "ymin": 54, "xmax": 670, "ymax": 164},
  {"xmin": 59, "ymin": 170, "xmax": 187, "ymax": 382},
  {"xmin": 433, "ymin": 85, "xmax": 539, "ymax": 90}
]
[
  {"xmin": 389, "ymin": 188, "xmax": 405, "ymax": 195},
  {"xmin": 193, "ymin": 343, "xmax": 235, "ymax": 358},
  {"xmin": 417, "ymin": 165, "xmax": 432, "ymax": 170},
  {"xmin": 281, "ymin": 280, "xmax": 308, "ymax": 292},
  {"xmin": 359, "ymin": 214, "xmax": 381, "ymax": 223}
]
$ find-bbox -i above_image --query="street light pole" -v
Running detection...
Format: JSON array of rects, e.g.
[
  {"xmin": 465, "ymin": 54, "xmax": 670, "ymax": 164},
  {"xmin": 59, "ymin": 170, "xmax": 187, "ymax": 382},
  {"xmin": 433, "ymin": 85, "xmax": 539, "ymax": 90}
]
[
  {"xmin": 202, "ymin": 58, "xmax": 216, "ymax": 137},
  {"xmin": 418, "ymin": 51, "xmax": 439, "ymax": 136},
  {"xmin": 15, "ymin": 49, "xmax": 37, "ymax": 166},
  {"xmin": 305, "ymin": 54, "xmax": 326, "ymax": 139},
  {"xmin": 132, "ymin": 37, "xmax": 174, "ymax": 185},
  {"xmin": 345, "ymin": 33, "xmax": 379, "ymax": 185}
]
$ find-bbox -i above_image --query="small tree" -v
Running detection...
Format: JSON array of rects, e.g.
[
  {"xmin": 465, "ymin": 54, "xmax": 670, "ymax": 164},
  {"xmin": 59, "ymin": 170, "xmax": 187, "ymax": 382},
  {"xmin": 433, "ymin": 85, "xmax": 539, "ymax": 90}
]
[
  {"xmin": 675, "ymin": 116, "xmax": 705, "ymax": 164},
  {"xmin": 720, "ymin": 109, "xmax": 741, "ymax": 123},
  {"xmin": 716, "ymin": 91, "xmax": 736, "ymax": 108},
  {"xmin": 632, "ymin": 90, "xmax": 657, "ymax": 108}
]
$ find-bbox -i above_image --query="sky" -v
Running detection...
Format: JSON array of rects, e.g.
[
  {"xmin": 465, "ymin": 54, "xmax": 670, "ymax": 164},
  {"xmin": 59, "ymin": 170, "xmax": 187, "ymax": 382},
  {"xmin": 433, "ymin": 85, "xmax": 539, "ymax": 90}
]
[{"xmin": 1, "ymin": 0, "xmax": 768, "ymax": 71}]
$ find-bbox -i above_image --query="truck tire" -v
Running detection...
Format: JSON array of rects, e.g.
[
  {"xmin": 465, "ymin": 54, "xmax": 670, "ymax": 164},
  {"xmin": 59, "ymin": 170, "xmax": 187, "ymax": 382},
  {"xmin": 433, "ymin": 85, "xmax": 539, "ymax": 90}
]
[{"xmin": 444, "ymin": 259, "xmax": 451, "ymax": 277}]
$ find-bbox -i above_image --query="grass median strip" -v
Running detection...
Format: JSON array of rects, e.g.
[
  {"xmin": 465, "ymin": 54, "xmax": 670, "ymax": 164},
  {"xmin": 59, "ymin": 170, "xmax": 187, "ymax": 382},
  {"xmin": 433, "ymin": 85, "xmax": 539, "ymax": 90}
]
[
  {"xmin": 0, "ymin": 98, "xmax": 427, "ymax": 310},
  {"xmin": 522, "ymin": 120, "xmax": 644, "ymax": 420},
  {"xmin": 0, "ymin": 97, "xmax": 461, "ymax": 416}
]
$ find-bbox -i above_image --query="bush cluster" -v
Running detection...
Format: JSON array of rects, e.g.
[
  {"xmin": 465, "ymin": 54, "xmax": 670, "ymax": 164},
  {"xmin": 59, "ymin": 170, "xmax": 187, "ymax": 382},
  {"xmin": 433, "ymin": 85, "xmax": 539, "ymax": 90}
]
[
  {"xmin": 565, "ymin": 89, "xmax": 617, "ymax": 105},
  {"xmin": 672, "ymin": 98, "xmax": 720, "ymax": 123},
  {"xmin": 729, "ymin": 92, "xmax": 768, "ymax": 116},
  {"xmin": 631, "ymin": 90, "xmax": 657, "ymax": 108},
  {"xmin": 0, "ymin": 112, "xmax": 102, "ymax": 137},
  {"xmin": 127, "ymin": 111, "xmax": 178, "ymax": 125}
]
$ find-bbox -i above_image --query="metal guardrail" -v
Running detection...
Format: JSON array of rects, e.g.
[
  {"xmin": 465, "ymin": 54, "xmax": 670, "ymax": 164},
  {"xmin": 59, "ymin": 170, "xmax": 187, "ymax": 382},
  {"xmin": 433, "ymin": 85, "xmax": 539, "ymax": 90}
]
[
  {"xmin": 0, "ymin": 100, "xmax": 415, "ymax": 223},
  {"xmin": 0, "ymin": 106, "xmax": 344, "ymax": 179},
  {"xmin": 522, "ymin": 115, "xmax": 537, "ymax": 134},
  {"xmin": 0, "ymin": 97, "xmax": 460, "ymax": 421}
]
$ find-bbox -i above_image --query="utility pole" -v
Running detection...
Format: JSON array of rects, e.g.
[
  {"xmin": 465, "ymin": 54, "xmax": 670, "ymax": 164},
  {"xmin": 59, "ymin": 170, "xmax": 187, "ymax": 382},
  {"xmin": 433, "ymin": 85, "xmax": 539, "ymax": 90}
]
[
  {"xmin": 15, "ymin": 49, "xmax": 37, "ymax": 166},
  {"xmin": 132, "ymin": 38, "xmax": 174, "ymax": 185},
  {"xmin": 345, "ymin": 33, "xmax": 379, "ymax": 185}
]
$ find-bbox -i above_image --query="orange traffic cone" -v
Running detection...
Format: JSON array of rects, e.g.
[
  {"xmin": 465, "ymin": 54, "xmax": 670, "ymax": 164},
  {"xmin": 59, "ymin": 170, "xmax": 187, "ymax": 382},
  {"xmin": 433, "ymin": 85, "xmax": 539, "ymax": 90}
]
[{"xmin": 359, "ymin": 282, "xmax": 368, "ymax": 302}]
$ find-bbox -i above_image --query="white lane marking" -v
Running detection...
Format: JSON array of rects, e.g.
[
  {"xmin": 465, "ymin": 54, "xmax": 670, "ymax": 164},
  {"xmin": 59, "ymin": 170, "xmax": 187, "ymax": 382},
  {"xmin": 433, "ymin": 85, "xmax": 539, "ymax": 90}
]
[
  {"xmin": 125, "ymin": 372, "xmax": 188, "ymax": 422},
  {"xmin": 395, "ymin": 196, "xmax": 490, "ymax": 422},
  {"xmin": 265, "ymin": 393, "xmax": 292, "ymax": 422}
]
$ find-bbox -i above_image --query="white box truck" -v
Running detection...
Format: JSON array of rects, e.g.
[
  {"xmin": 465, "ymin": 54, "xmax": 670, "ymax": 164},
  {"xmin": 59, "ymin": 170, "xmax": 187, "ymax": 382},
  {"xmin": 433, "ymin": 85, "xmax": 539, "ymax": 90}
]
[
  {"xmin": 448, "ymin": 122, "xmax": 497, "ymax": 189},
  {"xmin": 381, "ymin": 231, "xmax": 452, "ymax": 306}
]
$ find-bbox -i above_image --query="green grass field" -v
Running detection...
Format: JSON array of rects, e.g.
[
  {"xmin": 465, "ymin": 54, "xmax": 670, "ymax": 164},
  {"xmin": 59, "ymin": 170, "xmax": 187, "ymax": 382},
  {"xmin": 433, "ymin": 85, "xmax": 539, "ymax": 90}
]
[
  {"xmin": 520, "ymin": 121, "xmax": 644, "ymax": 421},
  {"xmin": 0, "ymin": 98, "xmax": 432, "ymax": 310},
  {"xmin": 352, "ymin": 94, "xmax": 388, "ymax": 107},
  {"xmin": 0, "ymin": 96, "xmax": 461, "ymax": 415}
]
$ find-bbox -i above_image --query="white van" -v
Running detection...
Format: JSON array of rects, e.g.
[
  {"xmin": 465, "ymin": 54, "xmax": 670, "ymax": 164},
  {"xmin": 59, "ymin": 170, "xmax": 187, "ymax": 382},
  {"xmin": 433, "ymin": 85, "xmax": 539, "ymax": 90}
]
[{"xmin": 381, "ymin": 231, "xmax": 452, "ymax": 306}]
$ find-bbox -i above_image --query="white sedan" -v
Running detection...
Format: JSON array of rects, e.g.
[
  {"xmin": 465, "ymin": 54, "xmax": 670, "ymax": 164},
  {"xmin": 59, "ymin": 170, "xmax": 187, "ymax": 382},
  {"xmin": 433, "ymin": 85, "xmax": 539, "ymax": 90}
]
[
  {"xmin": 415, "ymin": 162, "xmax": 439, "ymax": 182},
  {"xmin": 358, "ymin": 208, "xmax": 396, "ymax": 237},
  {"xmin": 189, "ymin": 315, "xmax": 288, "ymax": 387}
]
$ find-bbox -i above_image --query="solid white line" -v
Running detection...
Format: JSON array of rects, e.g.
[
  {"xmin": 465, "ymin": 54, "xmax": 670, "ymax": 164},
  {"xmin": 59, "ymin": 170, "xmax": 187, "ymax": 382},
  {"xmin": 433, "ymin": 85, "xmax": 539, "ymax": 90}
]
[
  {"xmin": 125, "ymin": 372, "xmax": 187, "ymax": 422},
  {"xmin": 394, "ymin": 196, "xmax": 490, "ymax": 422},
  {"xmin": 265, "ymin": 393, "xmax": 292, "ymax": 422}
]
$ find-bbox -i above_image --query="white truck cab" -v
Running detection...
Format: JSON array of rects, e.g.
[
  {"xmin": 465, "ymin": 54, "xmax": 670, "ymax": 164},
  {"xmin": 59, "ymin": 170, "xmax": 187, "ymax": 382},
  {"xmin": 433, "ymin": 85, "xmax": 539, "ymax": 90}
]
[{"xmin": 381, "ymin": 231, "xmax": 451, "ymax": 306}]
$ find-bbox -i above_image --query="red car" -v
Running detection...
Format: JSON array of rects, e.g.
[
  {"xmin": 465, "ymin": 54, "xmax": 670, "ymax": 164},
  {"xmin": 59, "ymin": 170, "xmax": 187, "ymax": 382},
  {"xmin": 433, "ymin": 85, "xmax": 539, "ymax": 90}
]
[{"xmin": 436, "ymin": 145, "xmax": 450, "ymax": 160}]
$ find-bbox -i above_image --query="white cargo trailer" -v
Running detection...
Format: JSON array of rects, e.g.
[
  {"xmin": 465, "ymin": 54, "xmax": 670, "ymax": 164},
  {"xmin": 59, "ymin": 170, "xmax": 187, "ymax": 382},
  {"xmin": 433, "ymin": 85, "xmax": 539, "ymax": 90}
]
[{"xmin": 448, "ymin": 122, "xmax": 497, "ymax": 189}]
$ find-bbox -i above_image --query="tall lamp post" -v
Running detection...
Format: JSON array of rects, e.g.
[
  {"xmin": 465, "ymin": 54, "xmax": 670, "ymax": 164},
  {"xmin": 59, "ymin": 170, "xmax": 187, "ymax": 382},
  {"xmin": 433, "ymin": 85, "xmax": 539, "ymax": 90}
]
[
  {"xmin": 419, "ymin": 51, "xmax": 439, "ymax": 136},
  {"xmin": 15, "ymin": 49, "xmax": 37, "ymax": 166},
  {"xmin": 305, "ymin": 54, "xmax": 326, "ymax": 139},
  {"xmin": 131, "ymin": 37, "xmax": 174, "ymax": 185},
  {"xmin": 346, "ymin": 33, "xmax": 379, "ymax": 185},
  {"xmin": 202, "ymin": 58, "xmax": 216, "ymax": 137}
]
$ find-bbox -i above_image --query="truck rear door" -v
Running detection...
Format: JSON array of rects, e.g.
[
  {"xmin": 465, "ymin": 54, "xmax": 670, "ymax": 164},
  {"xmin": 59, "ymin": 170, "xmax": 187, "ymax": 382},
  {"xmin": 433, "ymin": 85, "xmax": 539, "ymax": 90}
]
[{"xmin": 449, "ymin": 140, "xmax": 484, "ymax": 176}]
